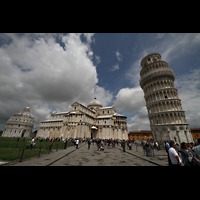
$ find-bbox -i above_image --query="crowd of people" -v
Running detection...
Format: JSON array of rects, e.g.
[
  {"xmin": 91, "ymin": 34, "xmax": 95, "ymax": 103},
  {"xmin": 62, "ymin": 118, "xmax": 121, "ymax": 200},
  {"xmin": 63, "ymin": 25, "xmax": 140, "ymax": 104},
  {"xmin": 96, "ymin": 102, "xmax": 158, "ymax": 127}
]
[
  {"xmin": 85, "ymin": 138, "xmax": 137, "ymax": 152},
  {"xmin": 15, "ymin": 135, "xmax": 200, "ymax": 166},
  {"xmin": 86, "ymin": 138, "xmax": 118, "ymax": 151},
  {"xmin": 164, "ymin": 139, "xmax": 200, "ymax": 166}
]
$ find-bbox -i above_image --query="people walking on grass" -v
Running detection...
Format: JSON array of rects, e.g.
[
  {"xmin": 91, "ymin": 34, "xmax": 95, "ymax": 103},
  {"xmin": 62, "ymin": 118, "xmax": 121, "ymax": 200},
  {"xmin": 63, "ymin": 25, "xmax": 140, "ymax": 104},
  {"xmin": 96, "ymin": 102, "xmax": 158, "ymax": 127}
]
[
  {"xmin": 50, "ymin": 141, "xmax": 53, "ymax": 151},
  {"xmin": 64, "ymin": 139, "xmax": 68, "ymax": 149},
  {"xmin": 32, "ymin": 142, "xmax": 36, "ymax": 149},
  {"xmin": 26, "ymin": 140, "xmax": 31, "ymax": 149}
]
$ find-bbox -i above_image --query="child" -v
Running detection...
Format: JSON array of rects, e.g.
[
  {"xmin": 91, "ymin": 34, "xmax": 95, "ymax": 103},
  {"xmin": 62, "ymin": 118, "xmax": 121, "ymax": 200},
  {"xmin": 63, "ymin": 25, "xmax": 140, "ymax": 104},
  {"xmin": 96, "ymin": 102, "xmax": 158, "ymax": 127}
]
[{"xmin": 100, "ymin": 144, "xmax": 104, "ymax": 151}]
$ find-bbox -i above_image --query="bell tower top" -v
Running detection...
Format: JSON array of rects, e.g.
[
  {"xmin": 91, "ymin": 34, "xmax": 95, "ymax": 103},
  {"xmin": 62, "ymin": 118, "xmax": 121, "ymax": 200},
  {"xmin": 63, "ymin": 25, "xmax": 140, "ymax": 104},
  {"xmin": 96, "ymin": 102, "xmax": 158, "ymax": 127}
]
[{"xmin": 141, "ymin": 53, "xmax": 161, "ymax": 68}]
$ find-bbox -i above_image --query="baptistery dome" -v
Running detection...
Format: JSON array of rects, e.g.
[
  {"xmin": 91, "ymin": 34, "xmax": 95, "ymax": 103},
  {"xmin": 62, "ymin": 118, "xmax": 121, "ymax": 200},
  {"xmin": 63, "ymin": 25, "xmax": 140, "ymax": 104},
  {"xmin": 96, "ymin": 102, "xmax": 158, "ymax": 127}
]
[
  {"xmin": 14, "ymin": 107, "xmax": 34, "ymax": 118},
  {"xmin": 2, "ymin": 107, "xmax": 34, "ymax": 138}
]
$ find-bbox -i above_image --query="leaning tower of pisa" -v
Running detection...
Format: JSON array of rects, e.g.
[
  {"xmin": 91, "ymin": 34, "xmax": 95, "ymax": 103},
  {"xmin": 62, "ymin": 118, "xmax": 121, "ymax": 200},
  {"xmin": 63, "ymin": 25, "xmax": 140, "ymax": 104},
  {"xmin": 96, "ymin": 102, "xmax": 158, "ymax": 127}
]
[{"xmin": 139, "ymin": 53, "xmax": 193, "ymax": 143}]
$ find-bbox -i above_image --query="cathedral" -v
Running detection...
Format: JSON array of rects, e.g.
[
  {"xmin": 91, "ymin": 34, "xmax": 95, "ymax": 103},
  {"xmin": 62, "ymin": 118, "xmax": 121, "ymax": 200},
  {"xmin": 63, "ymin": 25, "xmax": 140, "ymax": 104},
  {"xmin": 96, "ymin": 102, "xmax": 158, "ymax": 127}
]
[{"xmin": 37, "ymin": 97, "xmax": 128, "ymax": 140}]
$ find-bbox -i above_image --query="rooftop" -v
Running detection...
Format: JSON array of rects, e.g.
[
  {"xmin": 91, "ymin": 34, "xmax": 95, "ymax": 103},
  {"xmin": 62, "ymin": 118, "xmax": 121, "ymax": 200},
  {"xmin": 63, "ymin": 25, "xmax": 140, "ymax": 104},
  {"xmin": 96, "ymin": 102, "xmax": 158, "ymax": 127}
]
[
  {"xmin": 14, "ymin": 107, "xmax": 34, "ymax": 118},
  {"xmin": 87, "ymin": 97, "xmax": 103, "ymax": 108}
]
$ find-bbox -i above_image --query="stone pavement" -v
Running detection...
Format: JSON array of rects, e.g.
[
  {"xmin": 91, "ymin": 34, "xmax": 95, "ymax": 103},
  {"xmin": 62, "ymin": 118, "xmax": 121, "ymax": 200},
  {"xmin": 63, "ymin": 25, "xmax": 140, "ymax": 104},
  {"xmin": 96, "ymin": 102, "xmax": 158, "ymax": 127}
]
[
  {"xmin": 0, "ymin": 161, "xmax": 9, "ymax": 165},
  {"xmin": 4, "ymin": 142, "xmax": 169, "ymax": 166},
  {"xmin": 5, "ymin": 143, "xmax": 86, "ymax": 166},
  {"xmin": 117, "ymin": 144, "xmax": 168, "ymax": 166}
]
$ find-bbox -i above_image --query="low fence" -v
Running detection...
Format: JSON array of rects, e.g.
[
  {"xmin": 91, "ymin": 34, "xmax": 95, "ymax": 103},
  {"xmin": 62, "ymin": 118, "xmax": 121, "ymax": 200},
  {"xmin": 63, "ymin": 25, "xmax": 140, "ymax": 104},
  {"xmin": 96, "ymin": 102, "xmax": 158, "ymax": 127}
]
[{"xmin": 0, "ymin": 140, "xmax": 73, "ymax": 163}]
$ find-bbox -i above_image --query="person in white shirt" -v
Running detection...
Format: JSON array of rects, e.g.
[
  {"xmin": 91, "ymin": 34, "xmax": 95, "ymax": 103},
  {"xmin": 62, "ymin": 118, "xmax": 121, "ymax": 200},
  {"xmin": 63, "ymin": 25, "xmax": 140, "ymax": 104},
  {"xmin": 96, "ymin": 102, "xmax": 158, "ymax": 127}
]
[
  {"xmin": 168, "ymin": 141, "xmax": 182, "ymax": 166},
  {"xmin": 76, "ymin": 139, "xmax": 79, "ymax": 149}
]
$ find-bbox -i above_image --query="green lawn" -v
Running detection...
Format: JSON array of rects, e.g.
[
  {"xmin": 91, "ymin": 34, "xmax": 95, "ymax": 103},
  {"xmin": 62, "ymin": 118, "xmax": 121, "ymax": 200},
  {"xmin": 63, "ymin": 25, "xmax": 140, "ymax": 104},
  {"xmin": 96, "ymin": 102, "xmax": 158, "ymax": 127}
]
[
  {"xmin": 0, "ymin": 137, "xmax": 73, "ymax": 161},
  {"xmin": 0, "ymin": 148, "xmax": 49, "ymax": 161}
]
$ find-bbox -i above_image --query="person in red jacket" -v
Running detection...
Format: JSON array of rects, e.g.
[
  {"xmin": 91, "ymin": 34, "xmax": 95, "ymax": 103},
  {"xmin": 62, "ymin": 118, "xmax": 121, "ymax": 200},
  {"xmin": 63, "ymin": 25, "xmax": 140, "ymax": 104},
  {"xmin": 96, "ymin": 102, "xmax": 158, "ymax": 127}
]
[{"xmin": 50, "ymin": 141, "xmax": 53, "ymax": 151}]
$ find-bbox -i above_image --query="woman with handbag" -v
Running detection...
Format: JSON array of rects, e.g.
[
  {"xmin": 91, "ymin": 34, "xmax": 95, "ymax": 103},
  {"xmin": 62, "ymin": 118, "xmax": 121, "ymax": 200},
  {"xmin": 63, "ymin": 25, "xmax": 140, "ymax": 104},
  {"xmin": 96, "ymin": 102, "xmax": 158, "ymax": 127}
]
[{"xmin": 181, "ymin": 142, "xmax": 199, "ymax": 166}]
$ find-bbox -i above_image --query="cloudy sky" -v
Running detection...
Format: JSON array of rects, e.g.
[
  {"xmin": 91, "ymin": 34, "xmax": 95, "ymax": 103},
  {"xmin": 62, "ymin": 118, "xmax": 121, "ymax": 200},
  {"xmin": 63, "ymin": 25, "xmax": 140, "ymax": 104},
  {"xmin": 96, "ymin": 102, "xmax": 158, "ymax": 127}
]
[{"xmin": 0, "ymin": 33, "xmax": 200, "ymax": 132}]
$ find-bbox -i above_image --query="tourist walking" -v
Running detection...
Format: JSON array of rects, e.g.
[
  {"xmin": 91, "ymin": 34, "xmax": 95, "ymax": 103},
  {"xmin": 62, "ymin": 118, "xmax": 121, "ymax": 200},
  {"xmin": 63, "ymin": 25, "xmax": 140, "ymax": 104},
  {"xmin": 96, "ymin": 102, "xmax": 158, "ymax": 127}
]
[
  {"xmin": 194, "ymin": 138, "xmax": 200, "ymax": 165},
  {"xmin": 26, "ymin": 140, "xmax": 31, "ymax": 149},
  {"xmin": 134, "ymin": 141, "xmax": 138, "ymax": 151},
  {"xmin": 76, "ymin": 138, "xmax": 79, "ymax": 149},
  {"xmin": 50, "ymin": 141, "xmax": 53, "ymax": 151},
  {"xmin": 64, "ymin": 139, "xmax": 68, "ymax": 149},
  {"xmin": 121, "ymin": 140, "xmax": 126, "ymax": 152},
  {"xmin": 128, "ymin": 141, "xmax": 132, "ymax": 150},
  {"xmin": 98, "ymin": 140, "xmax": 101, "ymax": 151},
  {"xmin": 155, "ymin": 141, "xmax": 159, "ymax": 151},
  {"xmin": 88, "ymin": 139, "xmax": 91, "ymax": 150},
  {"xmin": 168, "ymin": 141, "xmax": 181, "ymax": 166},
  {"xmin": 165, "ymin": 140, "xmax": 171, "ymax": 165}
]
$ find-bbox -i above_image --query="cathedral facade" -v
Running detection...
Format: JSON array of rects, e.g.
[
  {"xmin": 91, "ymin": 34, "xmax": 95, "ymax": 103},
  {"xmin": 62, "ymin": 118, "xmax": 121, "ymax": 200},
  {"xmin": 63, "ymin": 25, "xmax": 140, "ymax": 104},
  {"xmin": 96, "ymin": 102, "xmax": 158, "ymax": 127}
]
[{"xmin": 37, "ymin": 97, "xmax": 128, "ymax": 140}]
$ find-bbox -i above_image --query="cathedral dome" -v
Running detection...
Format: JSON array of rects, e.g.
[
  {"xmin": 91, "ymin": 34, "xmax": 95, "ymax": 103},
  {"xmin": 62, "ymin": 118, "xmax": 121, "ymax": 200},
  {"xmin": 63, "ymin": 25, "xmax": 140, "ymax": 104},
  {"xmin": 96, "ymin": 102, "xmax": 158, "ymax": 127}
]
[
  {"xmin": 13, "ymin": 107, "xmax": 34, "ymax": 118},
  {"xmin": 87, "ymin": 97, "xmax": 103, "ymax": 109}
]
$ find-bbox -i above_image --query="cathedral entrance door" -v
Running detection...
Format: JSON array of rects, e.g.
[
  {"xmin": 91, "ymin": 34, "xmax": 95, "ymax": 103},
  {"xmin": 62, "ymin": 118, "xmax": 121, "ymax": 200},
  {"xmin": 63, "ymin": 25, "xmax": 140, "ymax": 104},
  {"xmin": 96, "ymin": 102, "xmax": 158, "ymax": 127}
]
[
  {"xmin": 21, "ymin": 130, "xmax": 26, "ymax": 137},
  {"xmin": 91, "ymin": 133, "xmax": 93, "ymax": 139}
]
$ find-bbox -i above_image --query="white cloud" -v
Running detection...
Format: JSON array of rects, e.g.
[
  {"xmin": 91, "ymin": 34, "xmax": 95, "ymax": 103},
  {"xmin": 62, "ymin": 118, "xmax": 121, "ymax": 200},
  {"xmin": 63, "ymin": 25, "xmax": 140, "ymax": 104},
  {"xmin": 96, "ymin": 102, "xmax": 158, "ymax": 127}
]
[
  {"xmin": 156, "ymin": 33, "xmax": 164, "ymax": 39},
  {"xmin": 94, "ymin": 55, "xmax": 101, "ymax": 65},
  {"xmin": 126, "ymin": 57, "xmax": 141, "ymax": 86},
  {"xmin": 111, "ymin": 63, "xmax": 119, "ymax": 72},
  {"xmin": 83, "ymin": 33, "xmax": 95, "ymax": 44},
  {"xmin": 116, "ymin": 50, "xmax": 123, "ymax": 61},
  {"xmin": 128, "ymin": 106, "xmax": 150, "ymax": 131},
  {"xmin": 93, "ymin": 85, "xmax": 113, "ymax": 106},
  {"xmin": 0, "ymin": 33, "xmax": 112, "ymax": 130},
  {"xmin": 175, "ymin": 68, "xmax": 200, "ymax": 128},
  {"xmin": 156, "ymin": 33, "xmax": 200, "ymax": 63},
  {"xmin": 114, "ymin": 87, "xmax": 145, "ymax": 115}
]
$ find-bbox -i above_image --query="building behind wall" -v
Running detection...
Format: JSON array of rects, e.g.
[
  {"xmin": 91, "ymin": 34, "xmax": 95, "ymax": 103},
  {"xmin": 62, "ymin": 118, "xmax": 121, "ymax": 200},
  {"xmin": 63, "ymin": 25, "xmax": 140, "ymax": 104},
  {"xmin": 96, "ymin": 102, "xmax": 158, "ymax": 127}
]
[
  {"xmin": 191, "ymin": 128, "xmax": 200, "ymax": 142},
  {"xmin": 139, "ymin": 53, "xmax": 193, "ymax": 143},
  {"xmin": 128, "ymin": 130, "xmax": 153, "ymax": 141},
  {"xmin": 129, "ymin": 129, "xmax": 200, "ymax": 143},
  {"xmin": 37, "ymin": 97, "xmax": 128, "ymax": 140}
]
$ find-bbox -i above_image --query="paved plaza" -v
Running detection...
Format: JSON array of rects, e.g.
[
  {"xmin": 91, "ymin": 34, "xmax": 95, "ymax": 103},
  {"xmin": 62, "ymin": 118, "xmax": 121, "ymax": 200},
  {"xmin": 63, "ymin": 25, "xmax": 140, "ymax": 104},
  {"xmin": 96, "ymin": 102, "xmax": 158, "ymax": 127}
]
[{"xmin": 3, "ymin": 143, "xmax": 168, "ymax": 166}]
